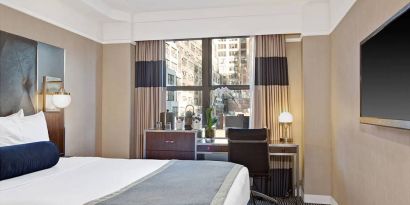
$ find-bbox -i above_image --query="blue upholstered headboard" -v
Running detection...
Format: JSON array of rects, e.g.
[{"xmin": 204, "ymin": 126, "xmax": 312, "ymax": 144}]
[{"xmin": 0, "ymin": 30, "xmax": 38, "ymax": 117}]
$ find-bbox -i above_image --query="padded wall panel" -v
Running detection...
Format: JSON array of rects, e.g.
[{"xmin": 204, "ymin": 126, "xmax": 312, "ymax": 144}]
[{"xmin": 0, "ymin": 30, "xmax": 37, "ymax": 116}]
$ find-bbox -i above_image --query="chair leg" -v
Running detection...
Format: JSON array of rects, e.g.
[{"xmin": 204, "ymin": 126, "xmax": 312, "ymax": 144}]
[
  {"xmin": 265, "ymin": 176, "xmax": 269, "ymax": 195},
  {"xmin": 250, "ymin": 191, "xmax": 257, "ymax": 205},
  {"xmin": 252, "ymin": 190, "xmax": 279, "ymax": 205}
]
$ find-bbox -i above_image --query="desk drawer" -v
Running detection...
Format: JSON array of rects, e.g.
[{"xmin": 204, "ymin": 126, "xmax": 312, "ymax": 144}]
[
  {"xmin": 269, "ymin": 146, "xmax": 297, "ymax": 153},
  {"xmin": 146, "ymin": 132, "xmax": 195, "ymax": 152},
  {"xmin": 146, "ymin": 150, "xmax": 195, "ymax": 160},
  {"xmin": 197, "ymin": 145, "xmax": 228, "ymax": 153}
]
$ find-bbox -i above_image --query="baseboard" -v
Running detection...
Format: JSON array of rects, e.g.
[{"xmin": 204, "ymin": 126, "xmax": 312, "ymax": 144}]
[{"xmin": 304, "ymin": 194, "xmax": 339, "ymax": 205}]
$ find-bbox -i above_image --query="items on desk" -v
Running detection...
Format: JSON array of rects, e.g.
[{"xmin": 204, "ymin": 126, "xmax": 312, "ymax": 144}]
[
  {"xmin": 184, "ymin": 105, "xmax": 195, "ymax": 130},
  {"xmin": 216, "ymin": 113, "xmax": 224, "ymax": 129},
  {"xmin": 155, "ymin": 121, "xmax": 162, "ymax": 130},
  {"xmin": 192, "ymin": 119, "xmax": 201, "ymax": 130},
  {"xmin": 176, "ymin": 117, "xmax": 184, "ymax": 130},
  {"xmin": 205, "ymin": 107, "xmax": 218, "ymax": 138},
  {"xmin": 165, "ymin": 122, "xmax": 172, "ymax": 130},
  {"xmin": 160, "ymin": 110, "xmax": 175, "ymax": 130}
]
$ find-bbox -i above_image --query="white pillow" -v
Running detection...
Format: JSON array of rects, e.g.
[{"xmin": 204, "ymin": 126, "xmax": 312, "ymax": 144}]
[
  {"xmin": 1, "ymin": 109, "xmax": 24, "ymax": 118},
  {"xmin": 0, "ymin": 111, "xmax": 49, "ymax": 147},
  {"xmin": 18, "ymin": 112, "xmax": 50, "ymax": 144},
  {"xmin": 0, "ymin": 110, "xmax": 25, "ymax": 147}
]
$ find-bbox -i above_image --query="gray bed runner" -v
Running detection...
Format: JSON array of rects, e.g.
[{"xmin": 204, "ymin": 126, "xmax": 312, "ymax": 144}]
[{"xmin": 86, "ymin": 160, "xmax": 244, "ymax": 205}]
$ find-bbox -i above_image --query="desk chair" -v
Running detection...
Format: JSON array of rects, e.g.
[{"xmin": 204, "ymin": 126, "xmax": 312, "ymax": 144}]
[{"xmin": 227, "ymin": 128, "xmax": 278, "ymax": 205}]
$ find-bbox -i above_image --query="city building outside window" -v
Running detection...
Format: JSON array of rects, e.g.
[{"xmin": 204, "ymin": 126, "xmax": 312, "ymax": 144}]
[{"xmin": 165, "ymin": 38, "xmax": 251, "ymax": 128}]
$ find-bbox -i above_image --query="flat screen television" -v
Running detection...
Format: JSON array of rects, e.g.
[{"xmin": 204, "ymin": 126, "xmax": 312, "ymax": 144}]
[{"xmin": 360, "ymin": 4, "xmax": 410, "ymax": 129}]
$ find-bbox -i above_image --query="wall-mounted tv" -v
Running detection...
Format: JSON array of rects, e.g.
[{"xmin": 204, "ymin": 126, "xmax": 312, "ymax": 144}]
[{"xmin": 360, "ymin": 4, "xmax": 410, "ymax": 129}]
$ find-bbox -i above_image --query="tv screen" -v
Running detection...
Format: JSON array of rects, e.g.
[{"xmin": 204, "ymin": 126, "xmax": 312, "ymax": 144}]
[{"xmin": 360, "ymin": 4, "xmax": 410, "ymax": 129}]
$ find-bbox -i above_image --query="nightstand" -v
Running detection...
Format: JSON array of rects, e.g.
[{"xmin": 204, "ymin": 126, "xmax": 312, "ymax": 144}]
[{"xmin": 144, "ymin": 130, "xmax": 198, "ymax": 160}]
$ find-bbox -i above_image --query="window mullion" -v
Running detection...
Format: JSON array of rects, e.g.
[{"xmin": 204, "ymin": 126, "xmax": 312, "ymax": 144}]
[{"xmin": 202, "ymin": 38, "xmax": 212, "ymax": 111}]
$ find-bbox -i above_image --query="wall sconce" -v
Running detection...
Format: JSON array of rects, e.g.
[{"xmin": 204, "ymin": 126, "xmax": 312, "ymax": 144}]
[
  {"xmin": 42, "ymin": 76, "xmax": 71, "ymax": 111},
  {"xmin": 278, "ymin": 112, "xmax": 293, "ymax": 143},
  {"xmin": 52, "ymin": 88, "xmax": 71, "ymax": 109}
]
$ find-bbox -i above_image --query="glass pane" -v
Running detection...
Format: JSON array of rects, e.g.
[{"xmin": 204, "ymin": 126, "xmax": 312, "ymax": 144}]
[
  {"xmin": 165, "ymin": 40, "xmax": 202, "ymax": 86},
  {"xmin": 210, "ymin": 89, "xmax": 250, "ymax": 116},
  {"xmin": 166, "ymin": 90, "xmax": 203, "ymax": 118},
  {"xmin": 212, "ymin": 38, "xmax": 250, "ymax": 85}
]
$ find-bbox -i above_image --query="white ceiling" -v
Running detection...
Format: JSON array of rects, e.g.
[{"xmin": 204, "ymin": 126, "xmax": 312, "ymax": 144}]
[
  {"xmin": 98, "ymin": 0, "xmax": 302, "ymax": 13},
  {"xmin": 0, "ymin": 0, "xmax": 356, "ymax": 43}
]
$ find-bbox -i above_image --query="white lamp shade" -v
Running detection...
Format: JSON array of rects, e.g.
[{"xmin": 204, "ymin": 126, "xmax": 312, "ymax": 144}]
[
  {"xmin": 278, "ymin": 112, "xmax": 293, "ymax": 123},
  {"xmin": 52, "ymin": 94, "xmax": 71, "ymax": 108}
]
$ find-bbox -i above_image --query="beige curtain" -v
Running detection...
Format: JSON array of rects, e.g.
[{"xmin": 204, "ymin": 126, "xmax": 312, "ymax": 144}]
[
  {"xmin": 134, "ymin": 40, "xmax": 166, "ymax": 158},
  {"xmin": 251, "ymin": 35, "xmax": 290, "ymax": 143}
]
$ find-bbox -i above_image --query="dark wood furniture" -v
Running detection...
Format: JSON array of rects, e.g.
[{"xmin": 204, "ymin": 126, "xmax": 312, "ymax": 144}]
[
  {"xmin": 144, "ymin": 130, "xmax": 198, "ymax": 160},
  {"xmin": 144, "ymin": 129, "xmax": 300, "ymax": 197},
  {"xmin": 44, "ymin": 111, "xmax": 65, "ymax": 156}
]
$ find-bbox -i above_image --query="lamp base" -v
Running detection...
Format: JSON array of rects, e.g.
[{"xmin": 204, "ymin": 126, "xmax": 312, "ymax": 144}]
[{"xmin": 280, "ymin": 137, "xmax": 293, "ymax": 143}]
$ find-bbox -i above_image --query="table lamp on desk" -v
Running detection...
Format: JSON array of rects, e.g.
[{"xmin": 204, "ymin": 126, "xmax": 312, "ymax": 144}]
[{"xmin": 278, "ymin": 112, "xmax": 293, "ymax": 143}]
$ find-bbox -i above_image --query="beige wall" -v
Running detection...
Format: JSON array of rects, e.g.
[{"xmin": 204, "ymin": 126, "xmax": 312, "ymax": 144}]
[
  {"xmin": 101, "ymin": 44, "xmax": 135, "ymax": 158},
  {"xmin": 286, "ymin": 41, "xmax": 304, "ymax": 181},
  {"xmin": 0, "ymin": 5, "xmax": 102, "ymax": 156},
  {"xmin": 330, "ymin": 0, "xmax": 410, "ymax": 204},
  {"xmin": 302, "ymin": 36, "xmax": 332, "ymax": 195}
]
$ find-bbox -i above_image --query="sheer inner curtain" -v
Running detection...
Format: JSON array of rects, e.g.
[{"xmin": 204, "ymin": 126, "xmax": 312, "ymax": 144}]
[
  {"xmin": 134, "ymin": 40, "xmax": 166, "ymax": 158},
  {"xmin": 250, "ymin": 34, "xmax": 290, "ymax": 143}
]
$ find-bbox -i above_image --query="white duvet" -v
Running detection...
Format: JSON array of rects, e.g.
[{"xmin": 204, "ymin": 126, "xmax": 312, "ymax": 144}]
[{"xmin": 0, "ymin": 157, "xmax": 250, "ymax": 205}]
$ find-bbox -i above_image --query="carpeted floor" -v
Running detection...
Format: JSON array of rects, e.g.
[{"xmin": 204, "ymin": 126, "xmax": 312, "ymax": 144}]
[{"xmin": 248, "ymin": 197, "xmax": 328, "ymax": 205}]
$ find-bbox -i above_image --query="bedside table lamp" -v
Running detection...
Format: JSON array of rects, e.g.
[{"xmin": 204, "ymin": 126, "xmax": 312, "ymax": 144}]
[
  {"xmin": 278, "ymin": 112, "xmax": 293, "ymax": 143},
  {"xmin": 52, "ymin": 88, "xmax": 71, "ymax": 109}
]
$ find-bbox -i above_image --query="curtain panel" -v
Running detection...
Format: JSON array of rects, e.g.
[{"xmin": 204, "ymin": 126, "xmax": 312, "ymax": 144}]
[
  {"xmin": 251, "ymin": 35, "xmax": 290, "ymax": 143},
  {"xmin": 134, "ymin": 40, "xmax": 166, "ymax": 158}
]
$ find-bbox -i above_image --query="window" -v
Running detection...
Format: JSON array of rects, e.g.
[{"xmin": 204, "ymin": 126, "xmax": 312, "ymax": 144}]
[
  {"xmin": 241, "ymin": 50, "xmax": 246, "ymax": 56},
  {"xmin": 165, "ymin": 38, "xmax": 251, "ymax": 122},
  {"xmin": 229, "ymin": 51, "xmax": 239, "ymax": 56},
  {"xmin": 241, "ymin": 42, "xmax": 247, "ymax": 49},
  {"xmin": 218, "ymin": 51, "xmax": 226, "ymax": 57},
  {"xmin": 167, "ymin": 90, "xmax": 175, "ymax": 101},
  {"xmin": 168, "ymin": 74, "xmax": 175, "ymax": 86},
  {"xmin": 229, "ymin": 44, "xmax": 238, "ymax": 49},
  {"xmin": 218, "ymin": 44, "xmax": 226, "ymax": 49}
]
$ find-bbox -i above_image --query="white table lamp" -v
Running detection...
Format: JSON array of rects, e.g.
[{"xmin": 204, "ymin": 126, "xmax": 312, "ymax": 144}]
[{"xmin": 278, "ymin": 112, "xmax": 293, "ymax": 143}]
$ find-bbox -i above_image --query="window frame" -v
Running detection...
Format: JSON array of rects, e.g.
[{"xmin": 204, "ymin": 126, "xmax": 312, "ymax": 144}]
[{"xmin": 166, "ymin": 37, "xmax": 251, "ymax": 116}]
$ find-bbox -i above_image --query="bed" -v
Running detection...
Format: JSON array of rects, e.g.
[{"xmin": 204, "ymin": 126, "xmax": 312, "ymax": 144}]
[
  {"xmin": 0, "ymin": 111, "xmax": 250, "ymax": 205},
  {"xmin": 0, "ymin": 112, "xmax": 250, "ymax": 205},
  {"xmin": 0, "ymin": 157, "xmax": 250, "ymax": 205}
]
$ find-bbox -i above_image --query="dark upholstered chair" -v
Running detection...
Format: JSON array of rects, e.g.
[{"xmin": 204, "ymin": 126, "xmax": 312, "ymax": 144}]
[{"xmin": 227, "ymin": 128, "xmax": 278, "ymax": 205}]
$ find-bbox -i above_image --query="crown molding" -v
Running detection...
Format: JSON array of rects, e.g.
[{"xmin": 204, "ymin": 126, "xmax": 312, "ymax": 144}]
[
  {"xmin": 0, "ymin": 2, "xmax": 103, "ymax": 43},
  {"xmin": 328, "ymin": 0, "xmax": 357, "ymax": 34},
  {"xmin": 1, "ymin": 0, "xmax": 358, "ymax": 44}
]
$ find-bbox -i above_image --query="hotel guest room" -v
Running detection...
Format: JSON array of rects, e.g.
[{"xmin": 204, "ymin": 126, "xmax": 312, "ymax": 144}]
[{"xmin": 0, "ymin": 0, "xmax": 409, "ymax": 205}]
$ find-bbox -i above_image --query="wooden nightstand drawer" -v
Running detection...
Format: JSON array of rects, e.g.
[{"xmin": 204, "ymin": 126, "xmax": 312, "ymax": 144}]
[
  {"xmin": 146, "ymin": 132, "xmax": 195, "ymax": 152},
  {"xmin": 146, "ymin": 151, "xmax": 195, "ymax": 160}
]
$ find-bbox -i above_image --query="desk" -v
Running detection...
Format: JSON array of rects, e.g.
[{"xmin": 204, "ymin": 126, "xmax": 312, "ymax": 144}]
[
  {"xmin": 144, "ymin": 129, "xmax": 300, "ymax": 197},
  {"xmin": 269, "ymin": 143, "xmax": 300, "ymax": 197},
  {"xmin": 197, "ymin": 138, "xmax": 300, "ymax": 197}
]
